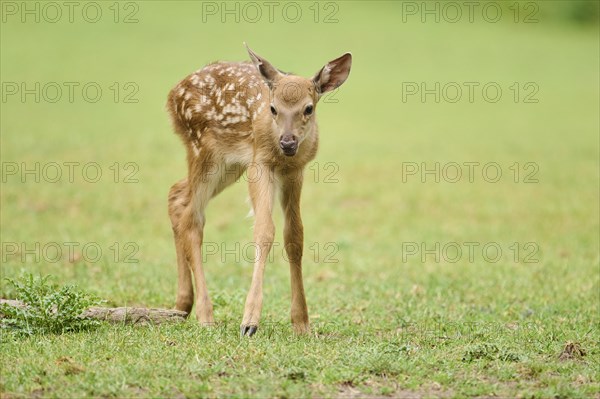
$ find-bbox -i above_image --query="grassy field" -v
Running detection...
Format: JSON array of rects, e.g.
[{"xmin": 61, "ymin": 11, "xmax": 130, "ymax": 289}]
[{"xmin": 1, "ymin": 1, "xmax": 599, "ymax": 398}]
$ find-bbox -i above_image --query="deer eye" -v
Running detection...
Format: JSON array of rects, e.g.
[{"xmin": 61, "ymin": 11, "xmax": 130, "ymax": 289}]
[
  {"xmin": 270, "ymin": 105, "xmax": 277, "ymax": 116},
  {"xmin": 304, "ymin": 104, "xmax": 313, "ymax": 116}
]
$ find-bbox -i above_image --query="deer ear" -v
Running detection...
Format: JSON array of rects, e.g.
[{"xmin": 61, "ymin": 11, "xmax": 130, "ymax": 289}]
[
  {"xmin": 245, "ymin": 43, "xmax": 283, "ymax": 87},
  {"xmin": 313, "ymin": 52, "xmax": 352, "ymax": 95}
]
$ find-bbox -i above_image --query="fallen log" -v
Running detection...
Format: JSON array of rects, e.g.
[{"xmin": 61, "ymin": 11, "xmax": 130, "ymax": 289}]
[
  {"xmin": 81, "ymin": 306, "xmax": 188, "ymax": 325},
  {"xmin": 0, "ymin": 299, "xmax": 188, "ymax": 325}
]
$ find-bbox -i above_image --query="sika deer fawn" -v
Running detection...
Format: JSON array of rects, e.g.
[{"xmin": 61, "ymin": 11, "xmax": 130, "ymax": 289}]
[{"xmin": 166, "ymin": 45, "xmax": 352, "ymax": 336}]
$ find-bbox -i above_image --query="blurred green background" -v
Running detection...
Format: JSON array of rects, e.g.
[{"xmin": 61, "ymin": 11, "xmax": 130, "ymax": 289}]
[
  {"xmin": 1, "ymin": 0, "xmax": 597, "ymax": 300},
  {"xmin": 1, "ymin": 1, "xmax": 598, "ymax": 397}
]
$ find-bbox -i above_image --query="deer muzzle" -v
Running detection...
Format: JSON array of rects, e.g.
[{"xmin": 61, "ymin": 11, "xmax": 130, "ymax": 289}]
[{"xmin": 279, "ymin": 134, "xmax": 298, "ymax": 156}]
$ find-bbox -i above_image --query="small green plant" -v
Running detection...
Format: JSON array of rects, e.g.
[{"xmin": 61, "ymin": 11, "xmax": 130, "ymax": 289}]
[{"xmin": 1, "ymin": 273, "xmax": 105, "ymax": 335}]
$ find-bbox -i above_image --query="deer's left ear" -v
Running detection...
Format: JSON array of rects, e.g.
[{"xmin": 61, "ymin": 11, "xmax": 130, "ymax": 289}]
[
  {"xmin": 245, "ymin": 43, "xmax": 283, "ymax": 87},
  {"xmin": 313, "ymin": 52, "xmax": 352, "ymax": 95}
]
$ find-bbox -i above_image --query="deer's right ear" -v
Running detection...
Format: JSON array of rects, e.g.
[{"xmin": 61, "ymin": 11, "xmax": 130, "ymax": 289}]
[
  {"xmin": 245, "ymin": 44, "xmax": 283, "ymax": 87},
  {"xmin": 313, "ymin": 52, "xmax": 352, "ymax": 96}
]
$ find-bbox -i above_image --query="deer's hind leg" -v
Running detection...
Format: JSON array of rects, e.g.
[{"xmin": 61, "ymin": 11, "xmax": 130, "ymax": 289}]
[
  {"xmin": 169, "ymin": 155, "xmax": 231, "ymax": 325},
  {"xmin": 169, "ymin": 178, "xmax": 194, "ymax": 315}
]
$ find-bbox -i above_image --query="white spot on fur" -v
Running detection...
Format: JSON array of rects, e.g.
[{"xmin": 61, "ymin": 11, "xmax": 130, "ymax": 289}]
[
  {"xmin": 224, "ymin": 116, "xmax": 239, "ymax": 124},
  {"xmin": 191, "ymin": 141, "xmax": 200, "ymax": 157},
  {"xmin": 223, "ymin": 103, "xmax": 245, "ymax": 115},
  {"xmin": 222, "ymin": 115, "xmax": 248, "ymax": 125},
  {"xmin": 206, "ymin": 107, "xmax": 224, "ymax": 121}
]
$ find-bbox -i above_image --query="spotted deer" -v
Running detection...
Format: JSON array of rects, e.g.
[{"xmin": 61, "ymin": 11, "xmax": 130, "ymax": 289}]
[{"xmin": 166, "ymin": 45, "xmax": 352, "ymax": 336}]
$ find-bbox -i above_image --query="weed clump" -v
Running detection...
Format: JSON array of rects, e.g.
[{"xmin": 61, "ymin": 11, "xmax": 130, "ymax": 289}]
[{"xmin": 1, "ymin": 273, "xmax": 104, "ymax": 335}]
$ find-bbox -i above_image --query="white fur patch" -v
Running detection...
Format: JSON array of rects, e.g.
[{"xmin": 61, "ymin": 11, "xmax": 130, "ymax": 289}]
[{"xmin": 191, "ymin": 141, "xmax": 201, "ymax": 157}]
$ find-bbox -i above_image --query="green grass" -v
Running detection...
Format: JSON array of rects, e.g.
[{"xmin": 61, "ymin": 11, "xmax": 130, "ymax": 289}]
[{"xmin": 1, "ymin": 1, "xmax": 599, "ymax": 398}]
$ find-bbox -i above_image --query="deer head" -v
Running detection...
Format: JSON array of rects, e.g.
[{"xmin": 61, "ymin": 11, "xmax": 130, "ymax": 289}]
[{"xmin": 246, "ymin": 44, "xmax": 352, "ymax": 156}]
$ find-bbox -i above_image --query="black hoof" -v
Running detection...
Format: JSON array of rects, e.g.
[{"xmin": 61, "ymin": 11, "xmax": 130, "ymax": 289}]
[{"xmin": 240, "ymin": 325, "xmax": 258, "ymax": 337}]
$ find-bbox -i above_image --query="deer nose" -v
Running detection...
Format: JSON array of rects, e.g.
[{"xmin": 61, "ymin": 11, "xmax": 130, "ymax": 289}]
[{"xmin": 279, "ymin": 134, "xmax": 297, "ymax": 156}]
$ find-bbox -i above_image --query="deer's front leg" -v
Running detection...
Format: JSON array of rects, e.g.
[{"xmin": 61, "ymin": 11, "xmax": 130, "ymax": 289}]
[
  {"xmin": 280, "ymin": 170, "xmax": 310, "ymax": 334},
  {"xmin": 241, "ymin": 164, "xmax": 275, "ymax": 336}
]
